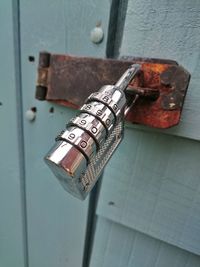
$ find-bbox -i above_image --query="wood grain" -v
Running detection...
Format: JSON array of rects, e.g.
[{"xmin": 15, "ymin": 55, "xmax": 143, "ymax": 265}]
[
  {"xmin": 0, "ymin": 1, "xmax": 25, "ymax": 266},
  {"xmin": 119, "ymin": 0, "xmax": 200, "ymax": 141},
  {"xmin": 90, "ymin": 217, "xmax": 200, "ymax": 267},
  {"xmin": 97, "ymin": 128, "xmax": 200, "ymax": 255},
  {"xmin": 19, "ymin": 0, "xmax": 113, "ymax": 266}
]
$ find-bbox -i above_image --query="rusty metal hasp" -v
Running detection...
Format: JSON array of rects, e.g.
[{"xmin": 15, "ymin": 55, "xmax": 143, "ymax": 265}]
[
  {"xmin": 36, "ymin": 53, "xmax": 190, "ymax": 200},
  {"xmin": 36, "ymin": 52, "xmax": 190, "ymax": 129}
]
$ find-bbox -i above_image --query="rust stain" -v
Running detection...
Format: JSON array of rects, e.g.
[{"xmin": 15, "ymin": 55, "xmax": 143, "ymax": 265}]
[{"xmin": 36, "ymin": 53, "xmax": 190, "ymax": 129}]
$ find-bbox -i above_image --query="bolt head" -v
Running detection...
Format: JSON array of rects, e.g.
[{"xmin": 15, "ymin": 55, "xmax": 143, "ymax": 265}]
[
  {"xmin": 90, "ymin": 26, "xmax": 104, "ymax": 44},
  {"xmin": 25, "ymin": 109, "xmax": 36, "ymax": 121}
]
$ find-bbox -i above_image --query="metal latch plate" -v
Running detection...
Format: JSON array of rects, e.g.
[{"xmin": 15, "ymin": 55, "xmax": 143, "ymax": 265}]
[{"xmin": 36, "ymin": 52, "xmax": 190, "ymax": 128}]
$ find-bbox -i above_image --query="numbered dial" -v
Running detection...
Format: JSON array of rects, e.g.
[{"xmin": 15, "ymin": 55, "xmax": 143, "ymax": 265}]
[
  {"xmin": 87, "ymin": 85, "xmax": 127, "ymax": 119},
  {"xmin": 58, "ymin": 126, "xmax": 97, "ymax": 160},
  {"xmin": 69, "ymin": 113, "xmax": 107, "ymax": 148},
  {"xmin": 81, "ymin": 101, "xmax": 116, "ymax": 134}
]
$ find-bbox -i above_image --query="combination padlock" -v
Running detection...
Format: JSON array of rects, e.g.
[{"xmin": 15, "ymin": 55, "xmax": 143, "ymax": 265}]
[{"xmin": 45, "ymin": 64, "xmax": 141, "ymax": 199}]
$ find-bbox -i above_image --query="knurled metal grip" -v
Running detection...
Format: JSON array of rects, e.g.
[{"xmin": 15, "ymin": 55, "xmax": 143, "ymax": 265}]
[{"xmin": 45, "ymin": 64, "xmax": 141, "ymax": 199}]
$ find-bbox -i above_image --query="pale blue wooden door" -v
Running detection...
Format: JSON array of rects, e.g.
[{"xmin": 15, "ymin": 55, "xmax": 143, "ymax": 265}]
[
  {"xmin": 0, "ymin": 0, "xmax": 112, "ymax": 266},
  {"xmin": 90, "ymin": 1, "xmax": 200, "ymax": 267},
  {"xmin": 1, "ymin": 1, "xmax": 200, "ymax": 267},
  {"xmin": 19, "ymin": 1, "xmax": 113, "ymax": 267},
  {"xmin": 0, "ymin": 1, "xmax": 25, "ymax": 266}
]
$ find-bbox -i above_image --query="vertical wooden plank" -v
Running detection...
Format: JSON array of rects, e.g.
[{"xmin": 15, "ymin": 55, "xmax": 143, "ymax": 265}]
[
  {"xmin": 95, "ymin": 1, "xmax": 200, "ymax": 262},
  {"xmin": 20, "ymin": 1, "xmax": 87, "ymax": 266},
  {"xmin": 0, "ymin": 1, "xmax": 25, "ymax": 266},
  {"xmin": 97, "ymin": 129, "xmax": 200, "ymax": 255},
  {"xmin": 119, "ymin": 0, "xmax": 200, "ymax": 140},
  {"xmin": 19, "ymin": 0, "xmax": 113, "ymax": 266},
  {"xmin": 90, "ymin": 217, "xmax": 200, "ymax": 267},
  {"xmin": 63, "ymin": 0, "xmax": 112, "ymax": 57}
]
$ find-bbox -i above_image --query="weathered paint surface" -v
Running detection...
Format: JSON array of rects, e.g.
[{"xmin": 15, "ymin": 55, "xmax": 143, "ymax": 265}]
[
  {"xmin": 119, "ymin": 0, "xmax": 200, "ymax": 140},
  {"xmin": 1, "ymin": 0, "xmax": 200, "ymax": 266},
  {"xmin": 19, "ymin": 0, "xmax": 113, "ymax": 266},
  {"xmin": 97, "ymin": 129, "xmax": 200, "ymax": 255},
  {"xmin": 0, "ymin": 1, "xmax": 25, "ymax": 266},
  {"xmin": 95, "ymin": 0, "xmax": 200, "ymax": 264},
  {"xmin": 90, "ymin": 217, "xmax": 200, "ymax": 267}
]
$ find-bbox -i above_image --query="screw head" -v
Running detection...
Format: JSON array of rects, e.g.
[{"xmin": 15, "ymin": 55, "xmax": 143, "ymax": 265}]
[
  {"xmin": 90, "ymin": 26, "xmax": 104, "ymax": 44},
  {"xmin": 25, "ymin": 109, "xmax": 36, "ymax": 121}
]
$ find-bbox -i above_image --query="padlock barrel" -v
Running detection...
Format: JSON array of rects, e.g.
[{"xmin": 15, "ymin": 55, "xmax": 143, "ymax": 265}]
[{"xmin": 115, "ymin": 64, "xmax": 141, "ymax": 92}]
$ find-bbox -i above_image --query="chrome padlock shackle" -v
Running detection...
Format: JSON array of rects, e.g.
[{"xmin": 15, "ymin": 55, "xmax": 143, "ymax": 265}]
[{"xmin": 45, "ymin": 64, "xmax": 141, "ymax": 200}]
